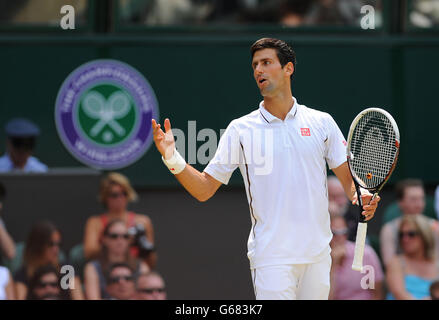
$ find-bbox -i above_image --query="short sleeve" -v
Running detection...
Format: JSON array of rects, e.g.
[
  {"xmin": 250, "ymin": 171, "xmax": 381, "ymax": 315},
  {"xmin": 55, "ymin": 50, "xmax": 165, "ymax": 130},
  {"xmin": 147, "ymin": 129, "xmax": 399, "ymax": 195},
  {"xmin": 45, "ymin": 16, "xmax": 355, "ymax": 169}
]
[
  {"xmin": 324, "ymin": 114, "xmax": 347, "ymax": 169},
  {"xmin": 204, "ymin": 121, "xmax": 241, "ymax": 185}
]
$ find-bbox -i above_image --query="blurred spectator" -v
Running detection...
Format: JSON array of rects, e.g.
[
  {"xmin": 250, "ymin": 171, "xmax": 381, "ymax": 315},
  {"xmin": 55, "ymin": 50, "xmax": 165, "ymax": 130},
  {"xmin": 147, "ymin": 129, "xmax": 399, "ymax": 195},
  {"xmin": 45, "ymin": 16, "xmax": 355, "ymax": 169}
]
[
  {"xmin": 0, "ymin": 182, "xmax": 15, "ymax": 263},
  {"xmin": 143, "ymin": 0, "xmax": 213, "ymax": 25},
  {"xmin": 0, "ymin": 118, "xmax": 48, "ymax": 173},
  {"xmin": 105, "ymin": 262, "xmax": 136, "ymax": 300},
  {"xmin": 380, "ymin": 179, "xmax": 439, "ymax": 266},
  {"xmin": 430, "ymin": 279, "xmax": 439, "ymax": 300},
  {"xmin": 135, "ymin": 271, "xmax": 167, "ymax": 300},
  {"xmin": 386, "ymin": 214, "xmax": 439, "ymax": 300},
  {"xmin": 409, "ymin": 0, "xmax": 439, "ymax": 28},
  {"xmin": 0, "ymin": 265, "xmax": 14, "ymax": 300},
  {"xmin": 0, "ymin": 0, "xmax": 87, "ymax": 25},
  {"xmin": 279, "ymin": 0, "xmax": 314, "ymax": 26},
  {"xmin": 26, "ymin": 264, "xmax": 70, "ymax": 300},
  {"xmin": 14, "ymin": 221, "xmax": 83, "ymax": 300},
  {"xmin": 306, "ymin": 0, "xmax": 382, "ymax": 27},
  {"xmin": 329, "ymin": 215, "xmax": 384, "ymax": 300},
  {"xmin": 84, "ymin": 172, "xmax": 156, "ymax": 268},
  {"xmin": 83, "ymin": 219, "xmax": 149, "ymax": 300},
  {"xmin": 327, "ymin": 176, "xmax": 358, "ymax": 242}
]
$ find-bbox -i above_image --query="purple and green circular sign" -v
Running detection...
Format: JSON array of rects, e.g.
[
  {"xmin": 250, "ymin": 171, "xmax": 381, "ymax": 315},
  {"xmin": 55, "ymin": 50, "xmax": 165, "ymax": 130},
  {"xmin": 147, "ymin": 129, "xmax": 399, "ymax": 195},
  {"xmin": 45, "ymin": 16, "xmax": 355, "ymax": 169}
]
[{"xmin": 55, "ymin": 59, "xmax": 159, "ymax": 169}]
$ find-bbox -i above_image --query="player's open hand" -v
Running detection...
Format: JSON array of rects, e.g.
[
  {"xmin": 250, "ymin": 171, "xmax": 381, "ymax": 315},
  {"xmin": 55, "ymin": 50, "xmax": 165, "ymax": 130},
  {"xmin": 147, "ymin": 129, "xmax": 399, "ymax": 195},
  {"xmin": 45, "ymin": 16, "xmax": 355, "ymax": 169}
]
[
  {"xmin": 152, "ymin": 118, "xmax": 175, "ymax": 160},
  {"xmin": 352, "ymin": 190, "xmax": 381, "ymax": 222}
]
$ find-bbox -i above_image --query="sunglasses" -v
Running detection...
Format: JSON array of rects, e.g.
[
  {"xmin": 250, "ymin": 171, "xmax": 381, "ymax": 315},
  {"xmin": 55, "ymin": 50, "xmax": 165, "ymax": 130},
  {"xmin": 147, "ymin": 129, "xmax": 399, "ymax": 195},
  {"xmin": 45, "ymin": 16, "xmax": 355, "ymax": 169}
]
[
  {"xmin": 398, "ymin": 231, "xmax": 419, "ymax": 239},
  {"xmin": 138, "ymin": 287, "xmax": 166, "ymax": 294},
  {"xmin": 109, "ymin": 275, "xmax": 134, "ymax": 284},
  {"xmin": 106, "ymin": 233, "xmax": 130, "ymax": 240},
  {"xmin": 37, "ymin": 281, "xmax": 59, "ymax": 289},
  {"xmin": 107, "ymin": 191, "xmax": 127, "ymax": 199}
]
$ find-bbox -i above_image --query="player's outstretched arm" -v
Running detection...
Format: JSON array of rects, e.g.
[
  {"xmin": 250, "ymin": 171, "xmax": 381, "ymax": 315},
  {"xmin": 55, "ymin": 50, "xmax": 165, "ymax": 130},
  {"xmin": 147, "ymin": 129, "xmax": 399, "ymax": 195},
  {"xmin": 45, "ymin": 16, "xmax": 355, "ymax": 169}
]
[{"xmin": 152, "ymin": 118, "xmax": 222, "ymax": 202}]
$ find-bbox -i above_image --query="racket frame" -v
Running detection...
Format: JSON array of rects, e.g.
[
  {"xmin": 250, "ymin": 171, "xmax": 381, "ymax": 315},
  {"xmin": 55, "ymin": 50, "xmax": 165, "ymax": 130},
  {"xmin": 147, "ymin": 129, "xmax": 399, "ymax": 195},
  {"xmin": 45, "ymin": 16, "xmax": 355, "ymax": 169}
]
[{"xmin": 346, "ymin": 108, "xmax": 400, "ymax": 271}]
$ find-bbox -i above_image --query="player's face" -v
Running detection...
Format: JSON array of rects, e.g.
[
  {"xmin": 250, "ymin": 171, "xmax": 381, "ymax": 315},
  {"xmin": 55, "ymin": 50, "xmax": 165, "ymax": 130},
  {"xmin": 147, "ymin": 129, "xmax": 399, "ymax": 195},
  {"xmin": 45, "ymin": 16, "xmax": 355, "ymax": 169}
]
[{"xmin": 252, "ymin": 48, "xmax": 292, "ymax": 97}]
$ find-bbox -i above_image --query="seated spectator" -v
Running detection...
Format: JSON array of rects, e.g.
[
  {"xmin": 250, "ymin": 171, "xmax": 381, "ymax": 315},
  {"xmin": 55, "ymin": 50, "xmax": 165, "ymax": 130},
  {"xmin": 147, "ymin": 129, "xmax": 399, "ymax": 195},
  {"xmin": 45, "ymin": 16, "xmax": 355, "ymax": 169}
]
[
  {"xmin": 0, "ymin": 265, "xmax": 14, "ymax": 299},
  {"xmin": 83, "ymin": 219, "xmax": 149, "ymax": 299},
  {"xmin": 26, "ymin": 264, "xmax": 70, "ymax": 300},
  {"xmin": 329, "ymin": 215, "xmax": 384, "ymax": 300},
  {"xmin": 135, "ymin": 271, "xmax": 167, "ymax": 300},
  {"xmin": 14, "ymin": 221, "xmax": 83, "ymax": 300},
  {"xmin": 0, "ymin": 118, "xmax": 48, "ymax": 173},
  {"xmin": 380, "ymin": 179, "xmax": 439, "ymax": 266},
  {"xmin": 328, "ymin": 175, "xmax": 358, "ymax": 242},
  {"xmin": 386, "ymin": 215, "xmax": 439, "ymax": 300},
  {"xmin": 0, "ymin": 182, "xmax": 15, "ymax": 263},
  {"xmin": 84, "ymin": 172, "xmax": 156, "ymax": 268},
  {"xmin": 430, "ymin": 280, "xmax": 439, "ymax": 300},
  {"xmin": 105, "ymin": 262, "xmax": 136, "ymax": 300}
]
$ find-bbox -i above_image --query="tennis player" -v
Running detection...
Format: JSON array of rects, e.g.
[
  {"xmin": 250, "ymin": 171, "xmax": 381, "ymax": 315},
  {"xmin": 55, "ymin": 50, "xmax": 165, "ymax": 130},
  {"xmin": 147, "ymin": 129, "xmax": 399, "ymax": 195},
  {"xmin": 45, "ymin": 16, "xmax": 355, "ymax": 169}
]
[{"xmin": 151, "ymin": 38, "xmax": 380, "ymax": 300}]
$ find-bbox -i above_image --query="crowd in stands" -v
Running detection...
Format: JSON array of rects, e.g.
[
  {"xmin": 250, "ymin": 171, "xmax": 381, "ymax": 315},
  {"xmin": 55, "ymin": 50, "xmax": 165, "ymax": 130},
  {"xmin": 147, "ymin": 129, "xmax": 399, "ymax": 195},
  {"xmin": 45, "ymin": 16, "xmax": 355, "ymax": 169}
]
[
  {"xmin": 3, "ymin": 0, "xmax": 439, "ymax": 29},
  {"xmin": 0, "ymin": 116, "xmax": 438, "ymax": 300},
  {"xmin": 328, "ymin": 176, "xmax": 439, "ymax": 300}
]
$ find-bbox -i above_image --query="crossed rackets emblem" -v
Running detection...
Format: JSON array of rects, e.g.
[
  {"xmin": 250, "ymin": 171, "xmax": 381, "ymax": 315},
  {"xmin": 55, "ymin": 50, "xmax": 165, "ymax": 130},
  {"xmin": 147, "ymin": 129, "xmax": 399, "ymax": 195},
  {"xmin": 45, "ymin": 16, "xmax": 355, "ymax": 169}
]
[{"xmin": 82, "ymin": 90, "xmax": 131, "ymax": 142}]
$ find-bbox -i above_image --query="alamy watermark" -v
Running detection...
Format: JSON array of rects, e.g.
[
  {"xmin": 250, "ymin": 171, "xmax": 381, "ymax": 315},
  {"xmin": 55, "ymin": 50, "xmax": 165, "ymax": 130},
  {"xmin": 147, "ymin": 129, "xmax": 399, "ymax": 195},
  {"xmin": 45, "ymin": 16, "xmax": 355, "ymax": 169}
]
[
  {"xmin": 361, "ymin": 5, "xmax": 376, "ymax": 30},
  {"xmin": 360, "ymin": 265, "xmax": 375, "ymax": 290},
  {"xmin": 60, "ymin": 5, "xmax": 75, "ymax": 30}
]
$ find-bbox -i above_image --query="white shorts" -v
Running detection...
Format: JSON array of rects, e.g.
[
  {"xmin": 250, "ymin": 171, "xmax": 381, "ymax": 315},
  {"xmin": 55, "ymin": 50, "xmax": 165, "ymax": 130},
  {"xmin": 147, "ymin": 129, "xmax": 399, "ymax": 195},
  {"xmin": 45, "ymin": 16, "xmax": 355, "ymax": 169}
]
[{"xmin": 250, "ymin": 253, "xmax": 332, "ymax": 300}]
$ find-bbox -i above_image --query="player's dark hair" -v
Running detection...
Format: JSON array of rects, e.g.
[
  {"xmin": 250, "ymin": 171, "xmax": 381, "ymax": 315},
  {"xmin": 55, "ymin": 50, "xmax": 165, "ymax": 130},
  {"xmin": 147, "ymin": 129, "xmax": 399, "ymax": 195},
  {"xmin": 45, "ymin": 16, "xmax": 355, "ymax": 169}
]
[
  {"xmin": 395, "ymin": 179, "xmax": 424, "ymax": 201},
  {"xmin": 250, "ymin": 38, "xmax": 296, "ymax": 79}
]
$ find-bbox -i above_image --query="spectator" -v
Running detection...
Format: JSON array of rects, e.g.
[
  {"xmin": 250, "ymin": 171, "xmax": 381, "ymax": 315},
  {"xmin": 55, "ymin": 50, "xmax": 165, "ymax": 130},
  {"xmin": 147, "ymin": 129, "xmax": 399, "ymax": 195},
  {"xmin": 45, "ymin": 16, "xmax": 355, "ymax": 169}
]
[
  {"xmin": 0, "ymin": 265, "xmax": 14, "ymax": 300},
  {"xmin": 386, "ymin": 214, "xmax": 439, "ymax": 300},
  {"xmin": 83, "ymin": 219, "xmax": 149, "ymax": 300},
  {"xmin": 279, "ymin": 0, "xmax": 314, "ymax": 27},
  {"xmin": 84, "ymin": 172, "xmax": 156, "ymax": 269},
  {"xmin": 0, "ymin": 118, "xmax": 48, "ymax": 173},
  {"xmin": 327, "ymin": 175, "xmax": 358, "ymax": 242},
  {"xmin": 430, "ymin": 280, "xmax": 439, "ymax": 300},
  {"xmin": 329, "ymin": 215, "xmax": 384, "ymax": 300},
  {"xmin": 14, "ymin": 221, "xmax": 83, "ymax": 300},
  {"xmin": 26, "ymin": 264, "xmax": 70, "ymax": 300},
  {"xmin": 105, "ymin": 262, "xmax": 136, "ymax": 300},
  {"xmin": 0, "ymin": 182, "xmax": 15, "ymax": 263},
  {"xmin": 136, "ymin": 271, "xmax": 167, "ymax": 300},
  {"xmin": 380, "ymin": 179, "xmax": 439, "ymax": 266}
]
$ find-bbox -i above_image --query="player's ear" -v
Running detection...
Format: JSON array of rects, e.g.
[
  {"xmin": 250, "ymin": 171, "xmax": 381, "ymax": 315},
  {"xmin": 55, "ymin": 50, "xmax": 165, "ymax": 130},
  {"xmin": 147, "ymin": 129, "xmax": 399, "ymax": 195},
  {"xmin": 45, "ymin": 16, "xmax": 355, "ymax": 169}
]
[{"xmin": 284, "ymin": 62, "xmax": 294, "ymax": 78}]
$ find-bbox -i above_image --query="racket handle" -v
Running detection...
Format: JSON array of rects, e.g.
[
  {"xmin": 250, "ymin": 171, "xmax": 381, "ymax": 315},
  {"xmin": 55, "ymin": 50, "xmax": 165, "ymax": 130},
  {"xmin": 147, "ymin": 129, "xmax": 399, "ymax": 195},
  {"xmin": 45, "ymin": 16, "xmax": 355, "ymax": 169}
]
[{"xmin": 352, "ymin": 222, "xmax": 368, "ymax": 272}]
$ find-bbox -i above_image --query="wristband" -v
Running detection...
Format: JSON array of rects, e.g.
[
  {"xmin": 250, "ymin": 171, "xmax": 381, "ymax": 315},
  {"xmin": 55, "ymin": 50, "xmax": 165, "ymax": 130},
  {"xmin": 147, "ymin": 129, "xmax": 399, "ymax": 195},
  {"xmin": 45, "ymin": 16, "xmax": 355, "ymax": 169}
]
[{"xmin": 161, "ymin": 148, "xmax": 186, "ymax": 174}]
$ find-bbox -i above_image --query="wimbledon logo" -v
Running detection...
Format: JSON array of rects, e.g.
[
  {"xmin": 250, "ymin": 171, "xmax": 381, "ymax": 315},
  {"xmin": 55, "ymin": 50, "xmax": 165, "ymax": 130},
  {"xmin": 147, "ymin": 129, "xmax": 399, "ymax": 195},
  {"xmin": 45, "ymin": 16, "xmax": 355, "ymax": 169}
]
[{"xmin": 55, "ymin": 60, "xmax": 159, "ymax": 169}]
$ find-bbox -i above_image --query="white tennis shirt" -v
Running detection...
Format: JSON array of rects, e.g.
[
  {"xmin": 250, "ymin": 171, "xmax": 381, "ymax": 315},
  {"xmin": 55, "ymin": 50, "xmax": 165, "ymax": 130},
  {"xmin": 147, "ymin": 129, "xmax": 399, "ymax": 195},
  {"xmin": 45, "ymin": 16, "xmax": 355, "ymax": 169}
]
[{"xmin": 204, "ymin": 96, "xmax": 347, "ymax": 269}]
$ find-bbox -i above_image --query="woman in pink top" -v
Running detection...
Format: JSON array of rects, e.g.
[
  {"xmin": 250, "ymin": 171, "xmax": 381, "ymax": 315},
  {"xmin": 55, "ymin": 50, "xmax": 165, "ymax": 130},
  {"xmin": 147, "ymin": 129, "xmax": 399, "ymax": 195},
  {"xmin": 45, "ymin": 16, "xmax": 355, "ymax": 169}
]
[{"xmin": 329, "ymin": 215, "xmax": 384, "ymax": 300}]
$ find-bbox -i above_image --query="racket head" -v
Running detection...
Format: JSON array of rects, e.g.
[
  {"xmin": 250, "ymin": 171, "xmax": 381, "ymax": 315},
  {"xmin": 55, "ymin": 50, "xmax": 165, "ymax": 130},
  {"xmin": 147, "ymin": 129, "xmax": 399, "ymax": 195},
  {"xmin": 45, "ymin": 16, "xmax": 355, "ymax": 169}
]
[{"xmin": 347, "ymin": 107, "xmax": 400, "ymax": 191}]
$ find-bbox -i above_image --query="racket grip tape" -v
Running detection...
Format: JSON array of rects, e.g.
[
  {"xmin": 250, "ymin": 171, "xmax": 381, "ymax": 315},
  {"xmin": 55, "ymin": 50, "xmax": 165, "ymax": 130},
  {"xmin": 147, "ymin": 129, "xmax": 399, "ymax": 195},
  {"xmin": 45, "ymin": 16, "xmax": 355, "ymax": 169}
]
[{"xmin": 352, "ymin": 222, "xmax": 368, "ymax": 272}]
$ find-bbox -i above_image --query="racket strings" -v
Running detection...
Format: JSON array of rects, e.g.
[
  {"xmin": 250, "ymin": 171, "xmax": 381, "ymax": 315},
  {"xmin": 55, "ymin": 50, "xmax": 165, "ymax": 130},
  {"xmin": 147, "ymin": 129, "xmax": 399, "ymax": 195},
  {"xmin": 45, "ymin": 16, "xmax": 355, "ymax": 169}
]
[{"xmin": 350, "ymin": 111, "xmax": 398, "ymax": 189}]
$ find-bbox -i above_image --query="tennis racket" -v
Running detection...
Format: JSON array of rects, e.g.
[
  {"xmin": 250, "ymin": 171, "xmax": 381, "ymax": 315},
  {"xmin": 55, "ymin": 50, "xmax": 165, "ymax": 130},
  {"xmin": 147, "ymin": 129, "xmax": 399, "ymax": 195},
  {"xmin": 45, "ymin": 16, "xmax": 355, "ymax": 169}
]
[{"xmin": 347, "ymin": 108, "xmax": 400, "ymax": 272}]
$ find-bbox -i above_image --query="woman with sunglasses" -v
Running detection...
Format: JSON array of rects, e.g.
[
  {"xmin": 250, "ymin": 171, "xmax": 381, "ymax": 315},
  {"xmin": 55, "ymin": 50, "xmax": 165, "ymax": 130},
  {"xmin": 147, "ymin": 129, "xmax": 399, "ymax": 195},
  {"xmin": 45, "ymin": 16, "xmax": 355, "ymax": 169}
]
[
  {"xmin": 83, "ymin": 219, "xmax": 149, "ymax": 300},
  {"xmin": 14, "ymin": 221, "xmax": 83, "ymax": 300},
  {"xmin": 84, "ymin": 172, "xmax": 157, "ymax": 269},
  {"xmin": 386, "ymin": 214, "xmax": 439, "ymax": 299}
]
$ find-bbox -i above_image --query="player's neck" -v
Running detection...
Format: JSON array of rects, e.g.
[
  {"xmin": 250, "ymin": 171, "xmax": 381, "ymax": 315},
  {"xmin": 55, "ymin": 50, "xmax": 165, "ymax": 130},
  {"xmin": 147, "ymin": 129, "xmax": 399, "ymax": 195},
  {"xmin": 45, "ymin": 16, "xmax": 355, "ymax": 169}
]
[{"xmin": 263, "ymin": 89, "xmax": 294, "ymax": 121}]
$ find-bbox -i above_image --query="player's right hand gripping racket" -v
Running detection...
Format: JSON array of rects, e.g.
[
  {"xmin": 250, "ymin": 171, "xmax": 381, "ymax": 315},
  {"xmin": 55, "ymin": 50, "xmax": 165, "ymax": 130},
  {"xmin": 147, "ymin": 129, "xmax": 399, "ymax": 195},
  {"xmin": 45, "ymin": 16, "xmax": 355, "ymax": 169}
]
[{"xmin": 347, "ymin": 108, "xmax": 400, "ymax": 272}]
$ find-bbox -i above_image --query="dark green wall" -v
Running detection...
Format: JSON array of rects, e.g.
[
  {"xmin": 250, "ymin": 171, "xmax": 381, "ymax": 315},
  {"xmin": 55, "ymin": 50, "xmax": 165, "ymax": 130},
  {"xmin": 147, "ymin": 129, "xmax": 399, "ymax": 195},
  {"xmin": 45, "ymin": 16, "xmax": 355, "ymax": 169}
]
[{"xmin": 0, "ymin": 35, "xmax": 437, "ymax": 186}]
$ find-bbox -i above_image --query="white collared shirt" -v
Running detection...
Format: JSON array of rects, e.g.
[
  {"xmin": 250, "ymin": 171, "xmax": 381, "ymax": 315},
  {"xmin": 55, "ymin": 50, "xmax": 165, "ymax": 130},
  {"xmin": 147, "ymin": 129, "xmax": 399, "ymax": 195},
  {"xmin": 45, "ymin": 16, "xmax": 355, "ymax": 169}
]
[{"xmin": 204, "ymin": 97, "xmax": 347, "ymax": 268}]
